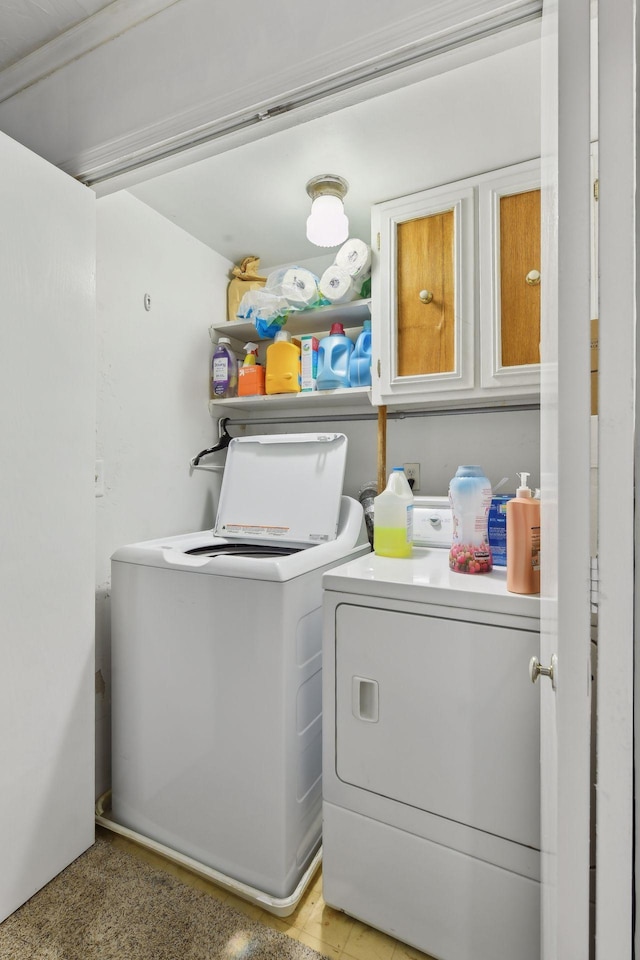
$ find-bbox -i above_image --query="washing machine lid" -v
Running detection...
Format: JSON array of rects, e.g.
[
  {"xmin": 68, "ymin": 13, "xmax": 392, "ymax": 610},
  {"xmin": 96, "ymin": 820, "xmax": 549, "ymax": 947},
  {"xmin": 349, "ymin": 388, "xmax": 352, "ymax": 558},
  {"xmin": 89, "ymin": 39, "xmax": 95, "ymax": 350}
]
[{"xmin": 214, "ymin": 433, "xmax": 347, "ymax": 546}]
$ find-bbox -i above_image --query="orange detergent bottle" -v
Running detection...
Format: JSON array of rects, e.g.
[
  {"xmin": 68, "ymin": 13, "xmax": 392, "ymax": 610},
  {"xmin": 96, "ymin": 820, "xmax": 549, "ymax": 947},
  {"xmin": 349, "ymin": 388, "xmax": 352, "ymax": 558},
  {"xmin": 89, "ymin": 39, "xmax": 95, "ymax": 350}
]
[{"xmin": 265, "ymin": 330, "xmax": 301, "ymax": 394}]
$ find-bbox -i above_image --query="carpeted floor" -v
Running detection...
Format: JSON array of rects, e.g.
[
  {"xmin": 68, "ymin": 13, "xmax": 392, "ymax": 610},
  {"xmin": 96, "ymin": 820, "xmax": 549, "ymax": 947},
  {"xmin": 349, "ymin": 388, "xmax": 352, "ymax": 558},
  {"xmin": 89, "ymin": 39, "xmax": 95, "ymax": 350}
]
[{"xmin": 0, "ymin": 837, "xmax": 329, "ymax": 960}]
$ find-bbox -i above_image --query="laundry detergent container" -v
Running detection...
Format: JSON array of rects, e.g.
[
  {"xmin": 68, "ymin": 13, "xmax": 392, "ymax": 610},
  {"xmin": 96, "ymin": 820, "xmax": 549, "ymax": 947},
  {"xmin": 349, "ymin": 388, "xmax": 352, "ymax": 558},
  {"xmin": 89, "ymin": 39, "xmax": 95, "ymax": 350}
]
[{"xmin": 316, "ymin": 323, "xmax": 353, "ymax": 390}]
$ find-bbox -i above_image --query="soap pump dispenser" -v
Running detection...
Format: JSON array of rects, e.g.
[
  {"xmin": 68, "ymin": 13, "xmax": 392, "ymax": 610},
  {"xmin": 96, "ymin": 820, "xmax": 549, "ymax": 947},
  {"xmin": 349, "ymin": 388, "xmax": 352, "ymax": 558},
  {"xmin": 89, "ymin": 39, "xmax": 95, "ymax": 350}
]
[{"xmin": 506, "ymin": 472, "xmax": 541, "ymax": 594}]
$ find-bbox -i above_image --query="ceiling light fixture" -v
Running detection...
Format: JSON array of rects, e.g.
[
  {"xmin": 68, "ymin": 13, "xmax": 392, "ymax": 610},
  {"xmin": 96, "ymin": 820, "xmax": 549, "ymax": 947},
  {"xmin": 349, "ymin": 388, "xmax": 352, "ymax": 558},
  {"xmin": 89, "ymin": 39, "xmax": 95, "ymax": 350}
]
[{"xmin": 305, "ymin": 174, "xmax": 349, "ymax": 247}]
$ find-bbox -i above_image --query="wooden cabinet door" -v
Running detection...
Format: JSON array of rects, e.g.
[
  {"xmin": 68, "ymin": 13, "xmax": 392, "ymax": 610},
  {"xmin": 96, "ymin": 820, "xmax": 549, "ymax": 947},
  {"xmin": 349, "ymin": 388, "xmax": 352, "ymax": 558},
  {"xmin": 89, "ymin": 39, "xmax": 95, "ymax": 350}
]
[
  {"xmin": 500, "ymin": 188, "xmax": 541, "ymax": 366},
  {"xmin": 372, "ymin": 183, "xmax": 475, "ymax": 406},
  {"xmin": 479, "ymin": 159, "xmax": 542, "ymax": 392},
  {"xmin": 396, "ymin": 209, "xmax": 455, "ymax": 377}
]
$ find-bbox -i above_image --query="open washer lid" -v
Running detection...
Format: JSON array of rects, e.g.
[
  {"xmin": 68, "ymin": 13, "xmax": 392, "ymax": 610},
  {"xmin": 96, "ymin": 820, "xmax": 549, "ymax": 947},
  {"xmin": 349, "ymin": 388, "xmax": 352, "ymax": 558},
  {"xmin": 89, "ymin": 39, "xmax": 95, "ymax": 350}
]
[{"xmin": 214, "ymin": 433, "xmax": 347, "ymax": 546}]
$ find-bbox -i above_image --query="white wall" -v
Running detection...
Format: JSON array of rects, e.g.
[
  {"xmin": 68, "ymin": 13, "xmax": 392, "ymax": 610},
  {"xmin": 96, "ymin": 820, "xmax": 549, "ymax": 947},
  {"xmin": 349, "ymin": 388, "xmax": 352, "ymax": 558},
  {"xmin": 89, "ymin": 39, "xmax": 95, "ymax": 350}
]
[
  {"xmin": 348, "ymin": 410, "xmax": 540, "ymax": 496},
  {"xmin": 95, "ymin": 192, "xmax": 230, "ymax": 797},
  {"xmin": 241, "ymin": 410, "xmax": 540, "ymax": 500}
]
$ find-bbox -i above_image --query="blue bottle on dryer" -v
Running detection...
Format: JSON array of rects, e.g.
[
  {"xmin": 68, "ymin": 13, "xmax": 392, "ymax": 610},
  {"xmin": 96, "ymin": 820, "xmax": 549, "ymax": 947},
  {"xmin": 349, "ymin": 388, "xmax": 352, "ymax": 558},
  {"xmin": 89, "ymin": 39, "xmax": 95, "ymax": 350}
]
[
  {"xmin": 349, "ymin": 319, "xmax": 372, "ymax": 386},
  {"xmin": 316, "ymin": 322, "xmax": 353, "ymax": 390}
]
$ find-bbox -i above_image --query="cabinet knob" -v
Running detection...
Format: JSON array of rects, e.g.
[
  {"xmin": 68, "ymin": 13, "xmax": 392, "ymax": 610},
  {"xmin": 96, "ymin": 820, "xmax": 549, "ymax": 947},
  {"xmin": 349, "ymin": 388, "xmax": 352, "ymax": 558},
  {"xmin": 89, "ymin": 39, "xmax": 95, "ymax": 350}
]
[
  {"xmin": 419, "ymin": 289, "xmax": 434, "ymax": 304},
  {"xmin": 525, "ymin": 270, "xmax": 541, "ymax": 286},
  {"xmin": 529, "ymin": 654, "xmax": 557, "ymax": 690}
]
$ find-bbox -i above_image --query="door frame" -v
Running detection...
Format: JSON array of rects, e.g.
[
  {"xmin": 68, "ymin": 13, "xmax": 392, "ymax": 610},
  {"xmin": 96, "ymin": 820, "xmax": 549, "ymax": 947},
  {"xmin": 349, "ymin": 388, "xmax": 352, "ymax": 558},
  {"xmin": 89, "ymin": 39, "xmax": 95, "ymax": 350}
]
[
  {"xmin": 540, "ymin": 0, "xmax": 593, "ymax": 956},
  {"xmin": 544, "ymin": 1, "xmax": 638, "ymax": 955},
  {"xmin": 74, "ymin": 1, "xmax": 638, "ymax": 952},
  {"xmin": 596, "ymin": 0, "xmax": 636, "ymax": 956}
]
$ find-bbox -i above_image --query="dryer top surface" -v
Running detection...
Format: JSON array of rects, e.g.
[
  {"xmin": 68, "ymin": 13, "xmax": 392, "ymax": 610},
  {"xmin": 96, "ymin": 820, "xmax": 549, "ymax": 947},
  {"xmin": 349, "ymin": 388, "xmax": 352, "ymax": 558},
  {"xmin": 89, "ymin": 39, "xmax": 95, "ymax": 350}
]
[{"xmin": 323, "ymin": 547, "xmax": 540, "ymax": 619}]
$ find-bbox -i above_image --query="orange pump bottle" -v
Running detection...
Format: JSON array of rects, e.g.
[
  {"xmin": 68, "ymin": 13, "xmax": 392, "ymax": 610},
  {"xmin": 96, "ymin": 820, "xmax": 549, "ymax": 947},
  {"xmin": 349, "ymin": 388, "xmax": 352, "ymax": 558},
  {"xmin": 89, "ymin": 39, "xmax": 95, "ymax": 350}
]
[{"xmin": 506, "ymin": 472, "xmax": 541, "ymax": 594}]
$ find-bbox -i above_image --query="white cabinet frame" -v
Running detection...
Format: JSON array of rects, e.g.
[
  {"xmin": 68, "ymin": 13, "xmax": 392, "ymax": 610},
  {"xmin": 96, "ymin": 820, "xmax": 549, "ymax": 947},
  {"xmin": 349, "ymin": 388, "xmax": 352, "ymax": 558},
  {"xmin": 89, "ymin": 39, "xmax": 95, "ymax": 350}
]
[{"xmin": 371, "ymin": 182, "xmax": 476, "ymax": 407}]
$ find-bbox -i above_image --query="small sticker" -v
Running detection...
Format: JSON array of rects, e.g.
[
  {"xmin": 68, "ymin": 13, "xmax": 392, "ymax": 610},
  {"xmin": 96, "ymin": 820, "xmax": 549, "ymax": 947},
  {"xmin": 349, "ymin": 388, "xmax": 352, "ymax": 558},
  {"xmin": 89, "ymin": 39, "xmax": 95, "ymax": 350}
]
[{"xmin": 223, "ymin": 523, "xmax": 289, "ymax": 538}]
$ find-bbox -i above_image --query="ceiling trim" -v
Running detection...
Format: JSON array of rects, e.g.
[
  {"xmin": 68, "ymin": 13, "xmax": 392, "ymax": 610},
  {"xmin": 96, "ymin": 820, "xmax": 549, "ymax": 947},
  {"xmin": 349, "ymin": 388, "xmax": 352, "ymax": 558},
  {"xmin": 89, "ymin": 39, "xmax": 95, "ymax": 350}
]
[
  {"xmin": 77, "ymin": 2, "xmax": 542, "ymax": 190},
  {"xmin": 0, "ymin": 0, "xmax": 180, "ymax": 104}
]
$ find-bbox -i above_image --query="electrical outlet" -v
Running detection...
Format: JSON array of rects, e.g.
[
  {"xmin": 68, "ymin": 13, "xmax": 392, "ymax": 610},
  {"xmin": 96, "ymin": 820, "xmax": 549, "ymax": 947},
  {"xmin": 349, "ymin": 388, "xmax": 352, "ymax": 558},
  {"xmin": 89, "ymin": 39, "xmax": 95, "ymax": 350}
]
[
  {"xmin": 403, "ymin": 462, "xmax": 420, "ymax": 492},
  {"xmin": 95, "ymin": 460, "xmax": 104, "ymax": 498}
]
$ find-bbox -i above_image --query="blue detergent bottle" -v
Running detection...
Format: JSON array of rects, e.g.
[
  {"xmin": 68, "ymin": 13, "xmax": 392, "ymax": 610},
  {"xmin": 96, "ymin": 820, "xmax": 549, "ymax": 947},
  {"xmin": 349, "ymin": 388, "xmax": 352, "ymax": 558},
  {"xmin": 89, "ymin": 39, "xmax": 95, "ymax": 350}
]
[
  {"xmin": 316, "ymin": 322, "xmax": 354, "ymax": 390},
  {"xmin": 349, "ymin": 319, "xmax": 372, "ymax": 386}
]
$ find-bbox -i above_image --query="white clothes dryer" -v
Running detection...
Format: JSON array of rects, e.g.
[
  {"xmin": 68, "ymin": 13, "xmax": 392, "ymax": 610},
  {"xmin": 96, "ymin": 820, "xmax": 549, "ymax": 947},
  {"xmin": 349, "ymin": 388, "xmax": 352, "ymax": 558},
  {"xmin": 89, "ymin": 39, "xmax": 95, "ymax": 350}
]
[
  {"xmin": 322, "ymin": 496, "xmax": 541, "ymax": 960},
  {"xmin": 110, "ymin": 433, "xmax": 369, "ymax": 914}
]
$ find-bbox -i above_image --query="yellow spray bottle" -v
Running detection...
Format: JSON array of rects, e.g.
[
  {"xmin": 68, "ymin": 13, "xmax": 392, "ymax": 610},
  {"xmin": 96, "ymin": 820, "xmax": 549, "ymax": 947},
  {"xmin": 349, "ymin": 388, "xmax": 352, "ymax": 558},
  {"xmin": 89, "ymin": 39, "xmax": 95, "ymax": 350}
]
[{"xmin": 238, "ymin": 341, "xmax": 265, "ymax": 396}]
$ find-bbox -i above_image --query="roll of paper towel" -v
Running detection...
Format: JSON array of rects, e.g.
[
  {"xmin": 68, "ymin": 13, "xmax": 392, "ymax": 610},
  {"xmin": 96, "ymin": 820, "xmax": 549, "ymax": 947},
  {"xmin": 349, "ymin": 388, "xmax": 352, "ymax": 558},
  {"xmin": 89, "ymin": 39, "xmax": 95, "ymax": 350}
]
[
  {"xmin": 279, "ymin": 267, "xmax": 320, "ymax": 308},
  {"xmin": 319, "ymin": 265, "xmax": 358, "ymax": 304},
  {"xmin": 335, "ymin": 238, "xmax": 372, "ymax": 281}
]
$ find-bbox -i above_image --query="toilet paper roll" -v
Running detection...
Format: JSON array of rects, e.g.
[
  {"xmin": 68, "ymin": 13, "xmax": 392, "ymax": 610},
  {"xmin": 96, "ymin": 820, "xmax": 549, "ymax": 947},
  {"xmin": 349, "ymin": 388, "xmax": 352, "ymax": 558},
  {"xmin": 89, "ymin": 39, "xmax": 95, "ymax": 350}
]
[
  {"xmin": 319, "ymin": 265, "xmax": 358, "ymax": 304},
  {"xmin": 279, "ymin": 267, "xmax": 320, "ymax": 308},
  {"xmin": 335, "ymin": 238, "xmax": 372, "ymax": 281}
]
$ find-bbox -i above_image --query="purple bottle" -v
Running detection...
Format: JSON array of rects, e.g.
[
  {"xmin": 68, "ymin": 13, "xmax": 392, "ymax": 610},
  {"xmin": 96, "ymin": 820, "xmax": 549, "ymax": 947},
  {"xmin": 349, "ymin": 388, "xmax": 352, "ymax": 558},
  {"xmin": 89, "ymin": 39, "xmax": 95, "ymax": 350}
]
[{"xmin": 211, "ymin": 337, "xmax": 237, "ymax": 398}]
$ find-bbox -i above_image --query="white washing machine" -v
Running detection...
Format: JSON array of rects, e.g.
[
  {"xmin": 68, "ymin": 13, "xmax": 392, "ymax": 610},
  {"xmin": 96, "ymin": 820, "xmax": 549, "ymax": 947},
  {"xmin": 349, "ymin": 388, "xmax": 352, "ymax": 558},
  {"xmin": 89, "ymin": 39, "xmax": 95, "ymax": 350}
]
[
  {"xmin": 322, "ymin": 496, "xmax": 541, "ymax": 960},
  {"xmin": 110, "ymin": 433, "xmax": 369, "ymax": 913}
]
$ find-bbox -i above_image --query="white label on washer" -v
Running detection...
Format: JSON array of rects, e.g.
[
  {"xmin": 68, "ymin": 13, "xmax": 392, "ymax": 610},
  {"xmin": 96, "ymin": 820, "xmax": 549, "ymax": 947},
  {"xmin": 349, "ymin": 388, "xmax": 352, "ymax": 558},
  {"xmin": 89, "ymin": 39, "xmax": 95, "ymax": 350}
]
[{"xmin": 222, "ymin": 523, "xmax": 289, "ymax": 538}]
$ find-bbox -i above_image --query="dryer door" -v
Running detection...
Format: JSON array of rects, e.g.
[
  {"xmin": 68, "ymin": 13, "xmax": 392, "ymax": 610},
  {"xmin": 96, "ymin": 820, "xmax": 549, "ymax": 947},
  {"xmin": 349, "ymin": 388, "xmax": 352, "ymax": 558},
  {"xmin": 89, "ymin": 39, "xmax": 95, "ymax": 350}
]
[{"xmin": 335, "ymin": 603, "xmax": 540, "ymax": 849}]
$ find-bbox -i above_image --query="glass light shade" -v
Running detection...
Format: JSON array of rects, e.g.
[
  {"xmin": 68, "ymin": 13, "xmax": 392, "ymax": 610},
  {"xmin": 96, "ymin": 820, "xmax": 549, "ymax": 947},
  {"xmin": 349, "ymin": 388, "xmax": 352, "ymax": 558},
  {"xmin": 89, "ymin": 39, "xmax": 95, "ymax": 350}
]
[{"xmin": 306, "ymin": 194, "xmax": 349, "ymax": 247}]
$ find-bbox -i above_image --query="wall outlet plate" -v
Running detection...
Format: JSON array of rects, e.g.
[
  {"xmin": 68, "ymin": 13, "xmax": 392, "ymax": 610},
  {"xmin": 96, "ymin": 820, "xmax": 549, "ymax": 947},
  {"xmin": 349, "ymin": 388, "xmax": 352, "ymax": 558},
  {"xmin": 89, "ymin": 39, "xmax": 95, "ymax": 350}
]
[{"xmin": 403, "ymin": 462, "xmax": 420, "ymax": 492}]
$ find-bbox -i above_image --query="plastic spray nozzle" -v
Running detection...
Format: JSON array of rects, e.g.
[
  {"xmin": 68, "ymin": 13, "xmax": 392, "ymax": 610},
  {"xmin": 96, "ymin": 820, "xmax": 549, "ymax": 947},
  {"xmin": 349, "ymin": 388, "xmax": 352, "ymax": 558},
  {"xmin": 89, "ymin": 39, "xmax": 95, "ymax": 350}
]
[
  {"xmin": 243, "ymin": 342, "xmax": 259, "ymax": 366},
  {"xmin": 517, "ymin": 472, "xmax": 533, "ymax": 497}
]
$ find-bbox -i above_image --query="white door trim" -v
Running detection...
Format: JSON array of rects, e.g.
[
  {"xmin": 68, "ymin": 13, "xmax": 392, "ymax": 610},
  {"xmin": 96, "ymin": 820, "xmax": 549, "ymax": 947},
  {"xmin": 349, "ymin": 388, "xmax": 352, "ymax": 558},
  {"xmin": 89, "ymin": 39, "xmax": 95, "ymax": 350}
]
[
  {"xmin": 597, "ymin": 1, "xmax": 635, "ymax": 956},
  {"xmin": 539, "ymin": 0, "xmax": 593, "ymax": 955}
]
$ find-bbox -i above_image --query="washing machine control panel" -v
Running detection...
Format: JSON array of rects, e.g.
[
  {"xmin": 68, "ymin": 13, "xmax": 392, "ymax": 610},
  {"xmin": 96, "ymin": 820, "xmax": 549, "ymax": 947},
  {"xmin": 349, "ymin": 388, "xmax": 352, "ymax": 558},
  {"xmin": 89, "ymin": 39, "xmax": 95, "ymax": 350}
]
[{"xmin": 412, "ymin": 496, "xmax": 453, "ymax": 548}]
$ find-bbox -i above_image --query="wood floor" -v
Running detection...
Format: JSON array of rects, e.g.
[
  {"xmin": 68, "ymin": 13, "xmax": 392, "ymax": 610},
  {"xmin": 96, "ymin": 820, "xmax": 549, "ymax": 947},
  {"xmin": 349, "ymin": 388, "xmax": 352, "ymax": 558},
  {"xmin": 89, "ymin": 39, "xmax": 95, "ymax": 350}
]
[{"xmin": 99, "ymin": 827, "xmax": 436, "ymax": 960}]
